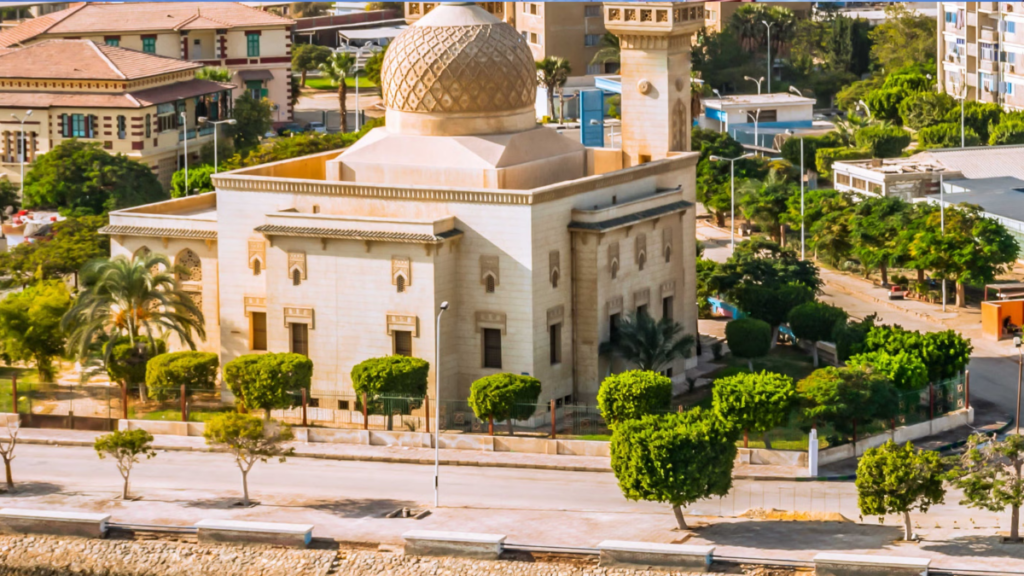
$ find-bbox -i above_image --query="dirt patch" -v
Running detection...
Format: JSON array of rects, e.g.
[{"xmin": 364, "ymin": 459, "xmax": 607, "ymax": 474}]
[{"xmin": 741, "ymin": 507, "xmax": 852, "ymax": 523}]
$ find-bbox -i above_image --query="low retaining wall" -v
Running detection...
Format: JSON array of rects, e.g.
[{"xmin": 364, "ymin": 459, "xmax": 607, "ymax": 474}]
[
  {"xmin": 813, "ymin": 552, "xmax": 930, "ymax": 576},
  {"xmin": 195, "ymin": 519, "xmax": 313, "ymax": 549},
  {"xmin": 818, "ymin": 408, "xmax": 974, "ymax": 467},
  {"xmin": 403, "ymin": 530, "xmax": 505, "ymax": 560},
  {"xmin": 0, "ymin": 509, "xmax": 109, "ymax": 539},
  {"xmin": 736, "ymin": 448, "xmax": 807, "ymax": 467},
  {"xmin": 120, "ymin": 419, "xmax": 205, "ymax": 437}
]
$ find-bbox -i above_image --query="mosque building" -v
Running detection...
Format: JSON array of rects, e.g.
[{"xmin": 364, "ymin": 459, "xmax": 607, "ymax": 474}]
[{"xmin": 102, "ymin": 2, "xmax": 705, "ymax": 406}]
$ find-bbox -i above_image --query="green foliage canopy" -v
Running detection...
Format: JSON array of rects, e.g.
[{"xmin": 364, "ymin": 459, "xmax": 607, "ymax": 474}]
[
  {"xmin": 468, "ymin": 373, "xmax": 542, "ymax": 427},
  {"xmin": 712, "ymin": 371, "xmax": 796, "ymax": 440},
  {"xmin": 224, "ymin": 353, "xmax": 313, "ymax": 415},
  {"xmin": 145, "ymin": 351, "xmax": 219, "ymax": 401},
  {"xmin": 597, "ymin": 370, "xmax": 672, "ymax": 428},
  {"xmin": 0, "ymin": 280, "xmax": 70, "ymax": 382},
  {"xmin": 856, "ymin": 440, "xmax": 946, "ymax": 541},
  {"xmin": 725, "ymin": 318, "xmax": 772, "ymax": 369}
]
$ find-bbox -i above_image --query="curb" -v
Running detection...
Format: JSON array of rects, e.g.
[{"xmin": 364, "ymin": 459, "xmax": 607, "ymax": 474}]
[{"xmin": 18, "ymin": 437, "xmax": 614, "ymax": 474}]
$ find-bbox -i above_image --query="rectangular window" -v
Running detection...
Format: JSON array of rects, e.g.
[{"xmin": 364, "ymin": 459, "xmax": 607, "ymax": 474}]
[
  {"xmin": 981, "ymin": 42, "xmax": 999, "ymax": 61},
  {"xmin": 585, "ymin": 34, "xmax": 601, "ymax": 47},
  {"xmin": 394, "ymin": 330, "xmax": 412, "ymax": 357},
  {"xmin": 662, "ymin": 296, "xmax": 674, "ymax": 322},
  {"xmin": 836, "ymin": 173, "xmax": 851, "ymax": 186},
  {"xmin": 251, "ymin": 312, "xmax": 267, "ymax": 351},
  {"xmin": 483, "ymin": 328, "xmax": 502, "ymax": 369},
  {"xmin": 587, "ymin": 63, "xmax": 603, "ymax": 75},
  {"xmin": 71, "ymin": 114, "xmax": 86, "ymax": 138},
  {"xmin": 117, "ymin": 115, "xmax": 126, "ymax": 139},
  {"xmin": 291, "ymin": 323, "xmax": 309, "ymax": 356},
  {"xmin": 529, "ymin": 3, "xmax": 537, "ymax": 15},
  {"xmin": 945, "ymin": 11, "xmax": 955, "ymax": 23},
  {"xmin": 1008, "ymin": 21, "xmax": 1017, "ymax": 34},
  {"xmin": 246, "ymin": 32, "xmax": 261, "ymax": 57},
  {"xmin": 246, "ymin": 80, "xmax": 263, "ymax": 100},
  {"xmin": 142, "ymin": 36, "xmax": 156, "ymax": 53},
  {"xmin": 530, "ymin": 32, "xmax": 538, "ymax": 44},
  {"xmin": 852, "ymin": 177, "xmax": 867, "ymax": 191},
  {"xmin": 549, "ymin": 323, "xmax": 562, "ymax": 365},
  {"xmin": 636, "ymin": 304, "xmax": 648, "ymax": 318},
  {"xmin": 584, "ymin": 5, "xmax": 600, "ymax": 18},
  {"xmin": 609, "ymin": 313, "xmax": 621, "ymax": 341},
  {"xmin": 105, "ymin": 38, "xmax": 119, "ymax": 47},
  {"xmin": 145, "ymin": 114, "xmax": 151, "ymax": 138}
]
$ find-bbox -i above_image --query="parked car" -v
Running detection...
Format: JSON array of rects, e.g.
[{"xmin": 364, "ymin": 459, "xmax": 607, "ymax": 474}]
[
  {"xmin": 307, "ymin": 121, "xmax": 327, "ymax": 134},
  {"xmin": 275, "ymin": 122, "xmax": 305, "ymax": 137}
]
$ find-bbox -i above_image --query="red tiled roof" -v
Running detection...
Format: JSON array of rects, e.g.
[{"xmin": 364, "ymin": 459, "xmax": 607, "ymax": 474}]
[
  {"xmin": 0, "ymin": 2, "xmax": 294, "ymax": 47},
  {"xmin": 0, "ymin": 78, "xmax": 233, "ymax": 109},
  {"xmin": 131, "ymin": 79, "xmax": 235, "ymax": 106},
  {"xmin": 0, "ymin": 40, "xmax": 201, "ymax": 80}
]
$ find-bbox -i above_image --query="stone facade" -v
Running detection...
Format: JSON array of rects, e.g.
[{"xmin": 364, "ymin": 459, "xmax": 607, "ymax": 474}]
[{"xmin": 105, "ymin": 4, "xmax": 700, "ymax": 407}]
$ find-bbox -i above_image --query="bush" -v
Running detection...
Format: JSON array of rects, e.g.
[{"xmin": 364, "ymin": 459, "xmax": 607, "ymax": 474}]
[
  {"xmin": 108, "ymin": 336, "xmax": 167, "ymax": 395},
  {"xmin": 864, "ymin": 87, "xmax": 910, "ymax": 123},
  {"xmin": 145, "ymin": 351, "xmax": 219, "ymax": 401},
  {"xmin": 170, "ymin": 165, "xmax": 216, "ymax": 198},
  {"xmin": 780, "ymin": 132, "xmax": 842, "ymax": 171},
  {"xmin": 918, "ymin": 122, "xmax": 981, "ymax": 149},
  {"xmin": 832, "ymin": 314, "xmax": 877, "ymax": 362},
  {"xmin": 725, "ymin": 318, "xmax": 772, "ymax": 371},
  {"xmin": 351, "ymin": 355, "xmax": 430, "ymax": 429},
  {"xmin": 899, "ymin": 92, "xmax": 955, "ymax": 131},
  {"xmin": 943, "ymin": 101, "xmax": 1002, "ymax": 142},
  {"xmin": 224, "ymin": 353, "xmax": 313, "ymax": 416},
  {"xmin": 610, "ymin": 408, "xmax": 736, "ymax": 529},
  {"xmin": 597, "ymin": 370, "xmax": 672, "ymax": 428},
  {"xmin": 815, "ymin": 147, "xmax": 871, "ymax": 180},
  {"xmin": 882, "ymin": 72, "xmax": 931, "ymax": 93},
  {"xmin": 989, "ymin": 118, "xmax": 1024, "ymax": 146},
  {"xmin": 847, "ymin": 350, "xmax": 928, "ymax": 391},
  {"xmin": 854, "ymin": 125, "xmax": 911, "ymax": 158},
  {"xmin": 712, "ymin": 371, "xmax": 795, "ymax": 448},
  {"xmin": 468, "ymin": 373, "xmax": 542, "ymax": 434}
]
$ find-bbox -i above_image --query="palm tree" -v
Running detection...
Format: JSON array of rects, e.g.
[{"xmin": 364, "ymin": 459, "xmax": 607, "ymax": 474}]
[
  {"xmin": 319, "ymin": 52, "xmax": 356, "ymax": 130},
  {"xmin": 536, "ymin": 57, "xmax": 571, "ymax": 123},
  {"xmin": 589, "ymin": 32, "xmax": 620, "ymax": 71},
  {"xmin": 62, "ymin": 253, "xmax": 205, "ymax": 397},
  {"xmin": 600, "ymin": 312, "xmax": 696, "ymax": 373}
]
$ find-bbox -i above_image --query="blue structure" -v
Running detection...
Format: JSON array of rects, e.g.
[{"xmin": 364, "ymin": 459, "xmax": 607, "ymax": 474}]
[{"xmin": 579, "ymin": 89, "xmax": 605, "ymax": 147}]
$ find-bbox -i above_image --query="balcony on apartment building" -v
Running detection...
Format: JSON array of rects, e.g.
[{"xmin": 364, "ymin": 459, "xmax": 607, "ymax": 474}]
[
  {"xmin": 187, "ymin": 31, "xmax": 220, "ymax": 63},
  {"xmin": 979, "ymin": 2, "xmax": 999, "ymax": 12}
]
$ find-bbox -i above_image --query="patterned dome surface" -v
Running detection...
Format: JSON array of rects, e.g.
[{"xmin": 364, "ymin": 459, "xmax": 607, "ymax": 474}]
[{"xmin": 382, "ymin": 4, "xmax": 537, "ymax": 115}]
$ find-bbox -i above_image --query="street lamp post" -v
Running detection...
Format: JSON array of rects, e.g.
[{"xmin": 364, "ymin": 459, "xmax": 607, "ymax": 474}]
[
  {"xmin": 741, "ymin": 108, "xmax": 762, "ymax": 150},
  {"xmin": 433, "ymin": 301, "xmax": 449, "ymax": 508},
  {"xmin": 1016, "ymin": 336, "xmax": 1023, "ymax": 436},
  {"xmin": 762, "ymin": 20, "xmax": 775, "ymax": 93},
  {"xmin": 710, "ymin": 153, "xmax": 754, "ymax": 253},
  {"xmin": 712, "ymin": 89, "xmax": 728, "ymax": 134},
  {"xmin": 198, "ymin": 118, "xmax": 237, "ymax": 174},
  {"xmin": 354, "ymin": 42, "xmax": 371, "ymax": 132},
  {"xmin": 952, "ymin": 77, "xmax": 967, "ymax": 148},
  {"xmin": 743, "ymin": 76, "xmax": 764, "ymax": 95},
  {"xmin": 180, "ymin": 111, "xmax": 189, "ymax": 193},
  {"xmin": 940, "ymin": 172, "xmax": 946, "ymax": 312},
  {"xmin": 10, "ymin": 110, "xmax": 31, "ymax": 196},
  {"xmin": 856, "ymin": 99, "xmax": 871, "ymax": 121}
]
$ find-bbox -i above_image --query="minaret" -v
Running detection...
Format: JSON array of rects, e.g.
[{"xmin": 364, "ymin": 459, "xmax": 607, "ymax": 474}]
[{"xmin": 603, "ymin": 2, "xmax": 705, "ymax": 166}]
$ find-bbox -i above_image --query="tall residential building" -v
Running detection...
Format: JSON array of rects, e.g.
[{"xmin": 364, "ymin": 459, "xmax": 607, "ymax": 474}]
[
  {"xmin": 0, "ymin": 2, "xmax": 296, "ymax": 121},
  {"xmin": 404, "ymin": 2, "xmax": 613, "ymax": 76},
  {"xmin": 0, "ymin": 39, "xmax": 234, "ymax": 188},
  {"xmin": 937, "ymin": 2, "xmax": 1024, "ymax": 111},
  {"xmin": 703, "ymin": 1, "xmax": 813, "ymax": 35}
]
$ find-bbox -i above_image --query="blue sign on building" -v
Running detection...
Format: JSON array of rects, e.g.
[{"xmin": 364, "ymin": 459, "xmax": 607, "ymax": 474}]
[{"xmin": 579, "ymin": 89, "xmax": 605, "ymax": 148}]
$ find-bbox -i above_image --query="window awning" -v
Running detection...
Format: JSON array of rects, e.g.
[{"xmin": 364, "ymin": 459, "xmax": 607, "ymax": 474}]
[{"xmin": 238, "ymin": 69, "xmax": 275, "ymax": 81}]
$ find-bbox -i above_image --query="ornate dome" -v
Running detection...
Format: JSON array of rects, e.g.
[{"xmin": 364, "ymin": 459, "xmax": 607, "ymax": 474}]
[{"xmin": 381, "ymin": 4, "xmax": 536, "ymax": 117}]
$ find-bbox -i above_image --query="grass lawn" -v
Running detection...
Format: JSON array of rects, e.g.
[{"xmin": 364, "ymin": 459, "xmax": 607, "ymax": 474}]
[
  {"xmin": 136, "ymin": 405, "xmax": 235, "ymax": 423},
  {"xmin": 303, "ymin": 77, "xmax": 376, "ymax": 90},
  {"xmin": 707, "ymin": 344, "xmax": 818, "ymax": 382}
]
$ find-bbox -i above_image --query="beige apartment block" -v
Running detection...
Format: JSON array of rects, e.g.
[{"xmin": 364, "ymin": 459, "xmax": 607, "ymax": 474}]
[
  {"xmin": 938, "ymin": 2, "xmax": 1024, "ymax": 111},
  {"xmin": 0, "ymin": 39, "xmax": 233, "ymax": 188},
  {"xmin": 104, "ymin": 4, "xmax": 700, "ymax": 408},
  {"xmin": 703, "ymin": 1, "xmax": 813, "ymax": 35},
  {"xmin": 0, "ymin": 2, "xmax": 295, "ymax": 122},
  {"xmin": 404, "ymin": 1, "xmax": 611, "ymax": 76}
]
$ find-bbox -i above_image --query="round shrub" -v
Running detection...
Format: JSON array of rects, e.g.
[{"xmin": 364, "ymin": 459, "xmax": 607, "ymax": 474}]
[
  {"xmin": 468, "ymin": 373, "xmax": 542, "ymax": 433},
  {"xmin": 724, "ymin": 318, "xmax": 772, "ymax": 370},
  {"xmin": 351, "ymin": 355, "xmax": 430, "ymax": 399},
  {"xmin": 145, "ymin": 351, "xmax": 219, "ymax": 401},
  {"xmin": 224, "ymin": 352, "xmax": 313, "ymax": 414},
  {"xmin": 597, "ymin": 370, "xmax": 672, "ymax": 428},
  {"xmin": 712, "ymin": 371, "xmax": 795, "ymax": 444}
]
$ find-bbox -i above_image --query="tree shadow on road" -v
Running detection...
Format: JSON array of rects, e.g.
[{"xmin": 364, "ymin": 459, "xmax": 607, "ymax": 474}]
[
  {"xmin": 2, "ymin": 482, "xmax": 63, "ymax": 497},
  {"xmin": 304, "ymin": 498, "xmax": 421, "ymax": 518},
  {"xmin": 692, "ymin": 520, "xmax": 902, "ymax": 551},
  {"xmin": 921, "ymin": 535, "xmax": 1024, "ymax": 559}
]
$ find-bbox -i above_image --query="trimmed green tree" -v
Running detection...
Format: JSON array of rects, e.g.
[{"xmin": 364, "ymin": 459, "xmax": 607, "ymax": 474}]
[
  {"xmin": 918, "ymin": 122, "xmax": 981, "ymax": 149},
  {"xmin": 227, "ymin": 92, "xmax": 273, "ymax": 150},
  {"xmin": 856, "ymin": 440, "xmax": 945, "ymax": 541},
  {"xmin": 863, "ymin": 325, "xmax": 973, "ymax": 383},
  {"xmin": 949, "ymin": 433, "xmax": 1024, "ymax": 541},
  {"xmin": 107, "ymin": 336, "xmax": 167, "ymax": 401},
  {"xmin": 467, "ymin": 373, "xmax": 542, "ymax": 435},
  {"xmin": 204, "ymin": 412, "xmax": 293, "ymax": 507},
  {"xmin": 713, "ymin": 371, "xmax": 795, "ymax": 449},
  {"xmin": 854, "ymin": 124, "xmax": 911, "ymax": 158},
  {"xmin": 145, "ymin": 351, "xmax": 219, "ymax": 402},
  {"xmin": 94, "ymin": 429, "xmax": 156, "ymax": 500},
  {"xmin": 847, "ymin": 350, "xmax": 928, "ymax": 391},
  {"xmin": 350, "ymin": 355, "xmax": 429, "ymax": 430},
  {"xmin": 23, "ymin": 140, "xmax": 165, "ymax": 215},
  {"xmin": 597, "ymin": 370, "xmax": 673, "ymax": 429},
  {"xmin": 611, "ymin": 408, "xmax": 736, "ymax": 529},
  {"xmin": 788, "ymin": 302, "xmax": 848, "ymax": 367},
  {"xmin": 725, "ymin": 318, "xmax": 772, "ymax": 372},
  {"xmin": 732, "ymin": 283, "xmax": 814, "ymax": 349},
  {"xmin": 798, "ymin": 365, "xmax": 899, "ymax": 445},
  {"xmin": 291, "ymin": 43, "xmax": 333, "ymax": 86},
  {"xmin": 171, "ymin": 164, "xmax": 216, "ymax": 198},
  {"xmin": 990, "ymin": 118, "xmax": 1024, "ymax": 146},
  {"xmin": 898, "ymin": 91, "xmax": 955, "ymax": 131},
  {"xmin": 0, "ymin": 280, "xmax": 71, "ymax": 382},
  {"xmin": 224, "ymin": 353, "xmax": 313, "ymax": 421}
]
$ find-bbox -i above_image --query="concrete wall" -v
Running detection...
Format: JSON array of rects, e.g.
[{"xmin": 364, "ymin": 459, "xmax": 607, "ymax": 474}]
[{"xmin": 818, "ymin": 408, "xmax": 974, "ymax": 466}]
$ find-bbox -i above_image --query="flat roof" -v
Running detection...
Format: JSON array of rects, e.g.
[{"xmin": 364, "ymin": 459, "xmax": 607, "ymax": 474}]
[
  {"xmin": 914, "ymin": 144, "xmax": 1024, "ymax": 180},
  {"xmin": 926, "ymin": 179, "xmax": 1024, "ymax": 224},
  {"xmin": 705, "ymin": 94, "xmax": 816, "ymax": 109},
  {"xmin": 837, "ymin": 156, "xmax": 951, "ymax": 176},
  {"xmin": 339, "ymin": 26, "xmax": 406, "ymax": 40}
]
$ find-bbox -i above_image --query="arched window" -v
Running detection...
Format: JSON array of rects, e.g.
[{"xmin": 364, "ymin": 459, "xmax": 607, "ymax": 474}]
[
  {"xmin": 396, "ymin": 275, "xmax": 406, "ymax": 293},
  {"xmin": 611, "ymin": 260, "xmax": 619, "ymax": 279},
  {"xmin": 176, "ymin": 248, "xmax": 202, "ymax": 282},
  {"xmin": 293, "ymin": 269, "xmax": 302, "ymax": 286},
  {"xmin": 638, "ymin": 252, "xmax": 647, "ymax": 271},
  {"xmin": 133, "ymin": 246, "xmax": 150, "ymax": 261},
  {"xmin": 485, "ymin": 274, "xmax": 495, "ymax": 293},
  {"xmin": 664, "ymin": 245, "xmax": 672, "ymax": 263},
  {"xmin": 253, "ymin": 260, "xmax": 262, "ymax": 276},
  {"xmin": 551, "ymin": 269, "xmax": 559, "ymax": 289},
  {"xmin": 145, "ymin": 114, "xmax": 151, "ymax": 138}
]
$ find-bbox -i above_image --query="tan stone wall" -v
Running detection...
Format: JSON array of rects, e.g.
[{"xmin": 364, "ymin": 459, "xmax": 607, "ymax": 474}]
[
  {"xmin": 619, "ymin": 39, "xmax": 693, "ymax": 166},
  {"xmin": 517, "ymin": 2, "xmax": 607, "ymax": 76}
]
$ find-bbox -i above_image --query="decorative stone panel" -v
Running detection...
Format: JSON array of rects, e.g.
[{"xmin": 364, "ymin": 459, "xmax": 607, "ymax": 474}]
[
  {"xmin": 549, "ymin": 250, "xmax": 560, "ymax": 287},
  {"xmin": 287, "ymin": 252, "xmax": 306, "ymax": 281},
  {"xmin": 635, "ymin": 233, "xmax": 647, "ymax": 269},
  {"xmin": 284, "ymin": 306, "xmax": 314, "ymax": 328},
  {"xmin": 480, "ymin": 255, "xmax": 499, "ymax": 287},
  {"xmin": 547, "ymin": 305, "xmax": 564, "ymax": 327},
  {"xmin": 244, "ymin": 296, "xmax": 267, "ymax": 313},
  {"xmin": 608, "ymin": 241, "xmax": 620, "ymax": 279},
  {"xmin": 475, "ymin": 311, "xmax": 507, "ymax": 334},
  {"xmin": 607, "ymin": 295, "xmax": 623, "ymax": 316},
  {"xmin": 248, "ymin": 240, "xmax": 266, "ymax": 271},
  {"xmin": 633, "ymin": 288, "xmax": 650, "ymax": 309},
  {"xmin": 386, "ymin": 313, "xmax": 419, "ymax": 337},
  {"xmin": 660, "ymin": 280, "xmax": 676, "ymax": 299},
  {"xmin": 663, "ymin": 227, "xmax": 673, "ymax": 262},
  {"xmin": 176, "ymin": 248, "xmax": 202, "ymax": 282},
  {"xmin": 392, "ymin": 256, "xmax": 411, "ymax": 287}
]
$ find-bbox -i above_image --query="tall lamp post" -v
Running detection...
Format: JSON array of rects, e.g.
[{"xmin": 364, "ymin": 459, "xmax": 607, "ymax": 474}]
[
  {"xmin": 354, "ymin": 42, "xmax": 371, "ymax": 132},
  {"xmin": 710, "ymin": 153, "xmax": 754, "ymax": 253},
  {"xmin": 762, "ymin": 20, "xmax": 775, "ymax": 93},
  {"xmin": 740, "ymin": 108, "xmax": 762, "ymax": 150},
  {"xmin": 180, "ymin": 110, "xmax": 190, "ymax": 193},
  {"xmin": 1016, "ymin": 336, "xmax": 1023, "ymax": 436},
  {"xmin": 789, "ymin": 87, "xmax": 807, "ymax": 259},
  {"xmin": 10, "ymin": 110, "xmax": 31, "ymax": 195},
  {"xmin": 940, "ymin": 172, "xmax": 947, "ymax": 312},
  {"xmin": 433, "ymin": 301, "xmax": 449, "ymax": 508},
  {"xmin": 743, "ymin": 76, "xmax": 764, "ymax": 95},
  {"xmin": 952, "ymin": 76, "xmax": 967, "ymax": 148},
  {"xmin": 712, "ymin": 89, "xmax": 728, "ymax": 134},
  {"xmin": 198, "ymin": 117, "xmax": 237, "ymax": 173}
]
